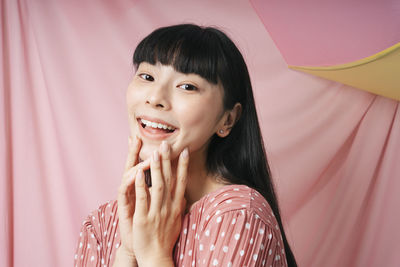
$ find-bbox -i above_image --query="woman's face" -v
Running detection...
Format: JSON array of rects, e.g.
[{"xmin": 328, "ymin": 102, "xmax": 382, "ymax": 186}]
[{"xmin": 126, "ymin": 62, "xmax": 226, "ymax": 162}]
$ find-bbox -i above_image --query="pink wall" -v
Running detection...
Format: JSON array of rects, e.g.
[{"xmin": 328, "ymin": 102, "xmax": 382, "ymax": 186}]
[{"xmin": 1, "ymin": 0, "xmax": 399, "ymax": 266}]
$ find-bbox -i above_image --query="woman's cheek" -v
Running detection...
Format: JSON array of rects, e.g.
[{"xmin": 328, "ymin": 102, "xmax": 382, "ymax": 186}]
[{"xmin": 178, "ymin": 124, "xmax": 213, "ymax": 154}]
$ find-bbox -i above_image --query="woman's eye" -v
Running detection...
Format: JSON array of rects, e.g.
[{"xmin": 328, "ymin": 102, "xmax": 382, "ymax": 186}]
[
  {"xmin": 179, "ymin": 84, "xmax": 198, "ymax": 91},
  {"xmin": 139, "ymin": 73, "xmax": 154, "ymax": 81}
]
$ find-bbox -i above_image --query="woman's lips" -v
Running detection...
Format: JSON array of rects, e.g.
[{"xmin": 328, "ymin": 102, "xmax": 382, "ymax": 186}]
[
  {"xmin": 138, "ymin": 115, "xmax": 178, "ymax": 130},
  {"xmin": 137, "ymin": 118, "xmax": 178, "ymax": 141}
]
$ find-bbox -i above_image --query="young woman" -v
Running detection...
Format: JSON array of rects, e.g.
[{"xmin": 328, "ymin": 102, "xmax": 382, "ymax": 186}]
[{"xmin": 75, "ymin": 24, "xmax": 297, "ymax": 267}]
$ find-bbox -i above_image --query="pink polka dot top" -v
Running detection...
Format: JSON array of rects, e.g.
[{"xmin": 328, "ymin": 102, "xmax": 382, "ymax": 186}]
[{"xmin": 74, "ymin": 184, "xmax": 288, "ymax": 267}]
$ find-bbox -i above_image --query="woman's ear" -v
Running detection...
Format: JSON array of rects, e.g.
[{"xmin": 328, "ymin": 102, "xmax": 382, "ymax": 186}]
[{"xmin": 216, "ymin": 103, "xmax": 242, "ymax": 137}]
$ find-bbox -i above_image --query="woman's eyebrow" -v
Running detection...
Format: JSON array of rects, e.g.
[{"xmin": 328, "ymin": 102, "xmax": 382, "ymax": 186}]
[{"xmin": 137, "ymin": 66, "xmax": 158, "ymax": 73}]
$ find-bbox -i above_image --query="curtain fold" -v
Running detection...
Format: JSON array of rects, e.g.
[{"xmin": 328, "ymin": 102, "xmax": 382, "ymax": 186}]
[{"xmin": 1, "ymin": 0, "xmax": 399, "ymax": 266}]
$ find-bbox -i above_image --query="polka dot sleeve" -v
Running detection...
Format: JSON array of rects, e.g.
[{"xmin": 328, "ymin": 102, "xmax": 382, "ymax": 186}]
[
  {"xmin": 196, "ymin": 209, "xmax": 287, "ymax": 267},
  {"xmin": 74, "ymin": 216, "xmax": 101, "ymax": 267},
  {"xmin": 74, "ymin": 201, "xmax": 120, "ymax": 267}
]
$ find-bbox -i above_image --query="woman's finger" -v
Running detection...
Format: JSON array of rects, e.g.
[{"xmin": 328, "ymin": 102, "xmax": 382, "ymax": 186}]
[
  {"xmin": 174, "ymin": 148, "xmax": 189, "ymax": 206},
  {"xmin": 124, "ymin": 136, "xmax": 141, "ymax": 172},
  {"xmin": 149, "ymin": 150, "xmax": 164, "ymax": 215},
  {"xmin": 160, "ymin": 141, "xmax": 173, "ymax": 194},
  {"xmin": 134, "ymin": 169, "xmax": 149, "ymax": 216},
  {"xmin": 118, "ymin": 159, "xmax": 151, "ymax": 208}
]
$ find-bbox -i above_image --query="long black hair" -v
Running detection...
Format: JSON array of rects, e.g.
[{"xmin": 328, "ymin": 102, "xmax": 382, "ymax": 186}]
[{"xmin": 133, "ymin": 24, "xmax": 297, "ymax": 266}]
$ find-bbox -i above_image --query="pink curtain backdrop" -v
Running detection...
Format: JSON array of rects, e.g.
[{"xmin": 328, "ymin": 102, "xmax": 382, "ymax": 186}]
[
  {"xmin": 1, "ymin": 0, "xmax": 399, "ymax": 266},
  {"xmin": 250, "ymin": 0, "xmax": 400, "ymax": 66}
]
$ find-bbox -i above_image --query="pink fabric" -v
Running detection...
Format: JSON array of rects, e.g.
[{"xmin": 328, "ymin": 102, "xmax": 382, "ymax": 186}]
[
  {"xmin": 250, "ymin": 0, "xmax": 400, "ymax": 66},
  {"xmin": 2, "ymin": 0, "xmax": 399, "ymax": 267},
  {"xmin": 74, "ymin": 185, "xmax": 287, "ymax": 266}
]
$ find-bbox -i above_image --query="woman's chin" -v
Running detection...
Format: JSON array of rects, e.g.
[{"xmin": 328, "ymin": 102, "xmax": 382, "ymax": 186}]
[
  {"xmin": 139, "ymin": 147, "xmax": 154, "ymax": 162},
  {"xmin": 139, "ymin": 143, "xmax": 180, "ymax": 162}
]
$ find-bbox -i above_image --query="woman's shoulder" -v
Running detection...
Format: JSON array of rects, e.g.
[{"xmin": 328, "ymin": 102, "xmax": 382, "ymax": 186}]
[
  {"xmin": 86, "ymin": 200, "xmax": 118, "ymax": 221},
  {"xmin": 192, "ymin": 184, "xmax": 278, "ymax": 228},
  {"xmin": 81, "ymin": 200, "xmax": 119, "ymax": 234}
]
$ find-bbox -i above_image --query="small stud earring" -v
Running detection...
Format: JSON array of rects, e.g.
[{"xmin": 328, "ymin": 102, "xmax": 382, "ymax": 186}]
[{"xmin": 219, "ymin": 129, "xmax": 224, "ymax": 134}]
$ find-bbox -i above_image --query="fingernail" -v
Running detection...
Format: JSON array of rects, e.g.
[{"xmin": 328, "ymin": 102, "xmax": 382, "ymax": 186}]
[
  {"xmin": 153, "ymin": 150, "xmax": 159, "ymax": 162},
  {"xmin": 182, "ymin": 147, "xmax": 189, "ymax": 158},
  {"xmin": 161, "ymin": 140, "xmax": 169, "ymax": 152}
]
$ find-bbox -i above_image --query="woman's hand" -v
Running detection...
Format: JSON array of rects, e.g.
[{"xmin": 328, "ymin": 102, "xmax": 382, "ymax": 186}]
[
  {"xmin": 132, "ymin": 141, "xmax": 189, "ymax": 267},
  {"xmin": 114, "ymin": 136, "xmax": 150, "ymax": 267}
]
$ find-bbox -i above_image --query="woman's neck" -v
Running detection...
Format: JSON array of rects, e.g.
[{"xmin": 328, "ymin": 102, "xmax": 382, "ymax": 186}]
[{"xmin": 172, "ymin": 149, "xmax": 227, "ymax": 211}]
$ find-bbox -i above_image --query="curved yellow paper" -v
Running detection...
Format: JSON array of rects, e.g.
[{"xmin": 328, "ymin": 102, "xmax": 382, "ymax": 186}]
[{"xmin": 289, "ymin": 42, "xmax": 400, "ymax": 101}]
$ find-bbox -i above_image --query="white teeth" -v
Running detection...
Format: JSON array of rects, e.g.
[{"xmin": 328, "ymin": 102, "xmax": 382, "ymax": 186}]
[{"xmin": 140, "ymin": 119, "xmax": 175, "ymax": 131}]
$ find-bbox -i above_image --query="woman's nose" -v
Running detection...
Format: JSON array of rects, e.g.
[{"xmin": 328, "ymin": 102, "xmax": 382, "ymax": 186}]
[{"xmin": 145, "ymin": 84, "xmax": 170, "ymax": 109}]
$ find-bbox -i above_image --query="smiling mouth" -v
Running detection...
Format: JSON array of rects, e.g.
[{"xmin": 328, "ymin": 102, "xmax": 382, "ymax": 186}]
[{"xmin": 138, "ymin": 118, "xmax": 177, "ymax": 133}]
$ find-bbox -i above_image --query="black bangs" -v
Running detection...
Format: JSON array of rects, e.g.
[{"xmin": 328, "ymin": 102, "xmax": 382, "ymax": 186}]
[{"xmin": 133, "ymin": 24, "xmax": 222, "ymax": 84}]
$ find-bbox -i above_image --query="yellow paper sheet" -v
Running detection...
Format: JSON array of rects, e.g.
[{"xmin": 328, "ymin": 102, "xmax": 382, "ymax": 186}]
[{"xmin": 289, "ymin": 42, "xmax": 400, "ymax": 101}]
